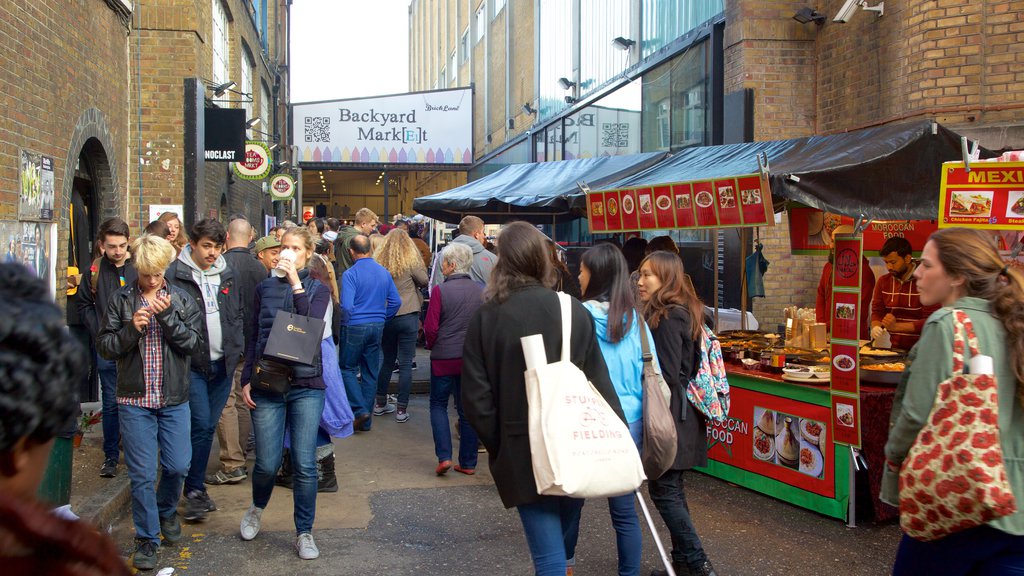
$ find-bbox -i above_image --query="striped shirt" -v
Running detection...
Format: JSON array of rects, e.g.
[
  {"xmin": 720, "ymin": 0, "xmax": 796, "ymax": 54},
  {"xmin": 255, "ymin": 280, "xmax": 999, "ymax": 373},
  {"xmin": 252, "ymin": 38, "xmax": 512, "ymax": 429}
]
[
  {"xmin": 870, "ymin": 267, "xmax": 940, "ymax": 350},
  {"xmin": 118, "ymin": 289, "xmax": 167, "ymax": 409}
]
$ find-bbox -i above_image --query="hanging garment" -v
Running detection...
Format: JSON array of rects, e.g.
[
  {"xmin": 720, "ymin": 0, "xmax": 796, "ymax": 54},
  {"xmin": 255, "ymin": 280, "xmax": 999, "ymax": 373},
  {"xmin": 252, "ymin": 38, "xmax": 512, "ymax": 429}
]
[{"xmin": 745, "ymin": 244, "xmax": 769, "ymax": 298}]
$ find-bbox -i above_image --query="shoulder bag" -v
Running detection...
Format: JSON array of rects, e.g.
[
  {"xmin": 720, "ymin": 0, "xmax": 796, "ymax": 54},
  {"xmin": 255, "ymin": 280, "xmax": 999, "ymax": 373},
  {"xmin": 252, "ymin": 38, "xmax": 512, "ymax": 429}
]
[
  {"xmin": 262, "ymin": 283, "xmax": 327, "ymax": 367},
  {"xmin": 638, "ymin": 313, "xmax": 678, "ymax": 479},
  {"xmin": 898, "ymin": 310, "xmax": 1018, "ymax": 541},
  {"xmin": 525, "ymin": 292, "xmax": 646, "ymax": 498}
]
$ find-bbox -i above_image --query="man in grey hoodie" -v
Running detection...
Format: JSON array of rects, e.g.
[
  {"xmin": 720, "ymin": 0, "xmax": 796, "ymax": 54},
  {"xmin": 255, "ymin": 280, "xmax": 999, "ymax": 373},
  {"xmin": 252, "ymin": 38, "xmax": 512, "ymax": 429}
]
[
  {"xmin": 164, "ymin": 218, "xmax": 243, "ymax": 522},
  {"xmin": 430, "ymin": 216, "xmax": 496, "ymax": 289}
]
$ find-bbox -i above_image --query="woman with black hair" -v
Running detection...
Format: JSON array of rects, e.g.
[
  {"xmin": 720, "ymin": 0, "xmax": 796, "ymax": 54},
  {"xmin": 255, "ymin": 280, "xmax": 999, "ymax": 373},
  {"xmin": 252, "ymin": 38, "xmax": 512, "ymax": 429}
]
[{"xmin": 571, "ymin": 243, "xmax": 656, "ymax": 576}]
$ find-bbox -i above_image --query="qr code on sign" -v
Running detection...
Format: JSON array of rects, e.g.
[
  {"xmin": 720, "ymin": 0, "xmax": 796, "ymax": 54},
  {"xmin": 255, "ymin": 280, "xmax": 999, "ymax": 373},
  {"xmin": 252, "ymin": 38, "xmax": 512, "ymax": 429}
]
[
  {"xmin": 304, "ymin": 117, "xmax": 330, "ymax": 142},
  {"xmin": 601, "ymin": 123, "xmax": 629, "ymax": 148}
]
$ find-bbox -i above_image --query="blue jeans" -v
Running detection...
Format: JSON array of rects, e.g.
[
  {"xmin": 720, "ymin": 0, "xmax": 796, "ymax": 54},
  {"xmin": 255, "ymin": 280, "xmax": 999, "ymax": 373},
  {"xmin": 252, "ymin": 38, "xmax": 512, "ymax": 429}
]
[
  {"xmin": 251, "ymin": 386, "xmax": 325, "ymax": 534},
  {"xmin": 649, "ymin": 468, "xmax": 707, "ymax": 568},
  {"xmin": 184, "ymin": 360, "xmax": 231, "ymax": 494},
  {"xmin": 119, "ymin": 403, "xmax": 191, "ymax": 545},
  {"xmin": 429, "ymin": 373, "xmax": 478, "ymax": 468},
  {"xmin": 894, "ymin": 525, "xmax": 1024, "ymax": 575},
  {"xmin": 517, "ymin": 496, "xmax": 585, "ymax": 576},
  {"xmin": 97, "ymin": 354, "xmax": 120, "ymax": 460},
  {"xmin": 375, "ymin": 312, "xmax": 419, "ymax": 408},
  {"xmin": 340, "ymin": 322, "xmax": 383, "ymax": 426},
  {"xmin": 565, "ymin": 419, "xmax": 643, "ymax": 575}
]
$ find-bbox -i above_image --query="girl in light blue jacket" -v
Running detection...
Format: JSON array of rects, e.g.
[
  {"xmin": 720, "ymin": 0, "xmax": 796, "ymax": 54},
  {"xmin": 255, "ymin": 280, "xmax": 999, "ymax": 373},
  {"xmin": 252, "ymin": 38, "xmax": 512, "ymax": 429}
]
[{"xmin": 570, "ymin": 243, "xmax": 657, "ymax": 576}]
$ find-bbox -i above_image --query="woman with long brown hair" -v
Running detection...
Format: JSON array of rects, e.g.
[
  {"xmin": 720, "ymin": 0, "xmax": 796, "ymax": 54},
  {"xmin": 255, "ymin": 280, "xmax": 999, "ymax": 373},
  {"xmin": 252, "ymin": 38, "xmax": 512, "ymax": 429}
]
[
  {"xmin": 373, "ymin": 228, "xmax": 428, "ymax": 422},
  {"xmin": 637, "ymin": 251, "xmax": 718, "ymax": 576},
  {"xmin": 462, "ymin": 221, "xmax": 622, "ymax": 576},
  {"xmin": 884, "ymin": 228, "xmax": 1024, "ymax": 574},
  {"xmin": 158, "ymin": 212, "xmax": 188, "ymax": 255}
]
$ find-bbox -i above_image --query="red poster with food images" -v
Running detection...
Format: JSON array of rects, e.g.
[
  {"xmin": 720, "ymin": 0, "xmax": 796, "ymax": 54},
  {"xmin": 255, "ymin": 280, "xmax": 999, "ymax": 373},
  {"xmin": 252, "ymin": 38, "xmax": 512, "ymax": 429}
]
[
  {"xmin": 703, "ymin": 387, "xmax": 835, "ymax": 498},
  {"xmin": 653, "ymin": 186, "xmax": 676, "ymax": 229},
  {"xmin": 939, "ymin": 161, "xmax": 1024, "ymax": 230},
  {"xmin": 831, "ymin": 395, "xmax": 861, "ymax": 447},
  {"xmin": 736, "ymin": 175, "xmax": 772, "ymax": 225},
  {"xmin": 603, "ymin": 191, "xmax": 622, "ymax": 232},
  {"xmin": 672, "ymin": 183, "xmax": 697, "ymax": 227},
  {"xmin": 692, "ymin": 181, "xmax": 718, "ymax": 227},
  {"xmin": 714, "ymin": 179, "xmax": 742, "ymax": 225},
  {"xmin": 635, "ymin": 188, "xmax": 658, "ymax": 230},
  {"xmin": 832, "ymin": 236, "xmax": 862, "ymax": 289},
  {"xmin": 831, "ymin": 292, "xmax": 859, "ymax": 342},
  {"xmin": 829, "ymin": 342, "xmax": 859, "ymax": 395},
  {"xmin": 619, "ymin": 189, "xmax": 640, "ymax": 231},
  {"xmin": 588, "ymin": 193, "xmax": 606, "ymax": 232}
]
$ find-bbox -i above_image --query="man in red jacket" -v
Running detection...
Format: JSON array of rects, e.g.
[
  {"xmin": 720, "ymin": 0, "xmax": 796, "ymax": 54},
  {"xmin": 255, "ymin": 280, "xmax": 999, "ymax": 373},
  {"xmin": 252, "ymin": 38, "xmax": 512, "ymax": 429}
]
[
  {"xmin": 815, "ymin": 225, "xmax": 876, "ymax": 337},
  {"xmin": 869, "ymin": 237, "xmax": 940, "ymax": 350}
]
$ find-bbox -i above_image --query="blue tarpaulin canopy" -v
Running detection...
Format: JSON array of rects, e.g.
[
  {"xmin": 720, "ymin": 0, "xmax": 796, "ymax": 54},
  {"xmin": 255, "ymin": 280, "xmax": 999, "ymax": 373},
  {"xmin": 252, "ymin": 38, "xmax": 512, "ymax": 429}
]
[
  {"xmin": 413, "ymin": 152, "xmax": 668, "ymax": 223},
  {"xmin": 593, "ymin": 120, "xmax": 991, "ymax": 221}
]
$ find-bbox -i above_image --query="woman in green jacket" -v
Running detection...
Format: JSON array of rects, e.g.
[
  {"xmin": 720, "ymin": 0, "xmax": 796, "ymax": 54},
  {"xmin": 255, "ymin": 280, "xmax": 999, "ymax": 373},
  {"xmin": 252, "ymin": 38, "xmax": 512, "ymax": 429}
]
[{"xmin": 883, "ymin": 227, "xmax": 1024, "ymax": 575}]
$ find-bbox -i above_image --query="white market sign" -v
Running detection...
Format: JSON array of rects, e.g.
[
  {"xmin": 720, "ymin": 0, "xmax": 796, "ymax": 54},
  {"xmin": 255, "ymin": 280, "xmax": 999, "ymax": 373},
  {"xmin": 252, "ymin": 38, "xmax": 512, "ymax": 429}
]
[
  {"xmin": 268, "ymin": 173, "xmax": 295, "ymax": 200},
  {"xmin": 233, "ymin": 141, "xmax": 272, "ymax": 180},
  {"xmin": 291, "ymin": 87, "xmax": 473, "ymax": 165}
]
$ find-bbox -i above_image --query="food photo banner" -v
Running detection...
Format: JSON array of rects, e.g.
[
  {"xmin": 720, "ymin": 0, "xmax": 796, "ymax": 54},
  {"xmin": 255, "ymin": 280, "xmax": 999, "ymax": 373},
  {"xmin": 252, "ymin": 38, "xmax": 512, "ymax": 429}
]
[
  {"xmin": 830, "ymin": 234, "xmax": 863, "ymax": 448},
  {"xmin": 788, "ymin": 206, "xmax": 937, "ymax": 256},
  {"xmin": 588, "ymin": 173, "xmax": 774, "ymax": 233},
  {"xmin": 938, "ymin": 160, "xmax": 1024, "ymax": 230}
]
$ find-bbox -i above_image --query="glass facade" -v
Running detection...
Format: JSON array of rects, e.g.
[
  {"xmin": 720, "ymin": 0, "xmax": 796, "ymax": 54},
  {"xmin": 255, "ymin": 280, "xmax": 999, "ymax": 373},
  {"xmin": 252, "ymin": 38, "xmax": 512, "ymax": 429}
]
[
  {"xmin": 641, "ymin": 0, "xmax": 723, "ymax": 58},
  {"xmin": 537, "ymin": 0, "xmax": 573, "ymax": 119},
  {"xmin": 579, "ymin": 0, "xmax": 633, "ymax": 97},
  {"xmin": 641, "ymin": 41, "xmax": 710, "ymax": 152},
  {"xmin": 468, "ymin": 139, "xmax": 530, "ymax": 182}
]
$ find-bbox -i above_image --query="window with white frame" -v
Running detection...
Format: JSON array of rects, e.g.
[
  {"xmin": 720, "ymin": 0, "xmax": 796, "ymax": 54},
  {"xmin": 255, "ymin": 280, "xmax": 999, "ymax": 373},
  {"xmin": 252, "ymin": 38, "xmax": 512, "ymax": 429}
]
[
  {"xmin": 493, "ymin": 0, "xmax": 505, "ymax": 18},
  {"xmin": 240, "ymin": 52, "xmax": 253, "ymax": 134},
  {"xmin": 211, "ymin": 0, "xmax": 230, "ymax": 86},
  {"xmin": 261, "ymin": 84, "xmax": 271, "ymax": 142},
  {"xmin": 474, "ymin": 5, "xmax": 485, "ymax": 43},
  {"xmin": 439, "ymin": 67, "xmax": 447, "ymax": 89},
  {"xmin": 449, "ymin": 51, "xmax": 457, "ymax": 85},
  {"xmin": 460, "ymin": 29, "xmax": 470, "ymax": 61}
]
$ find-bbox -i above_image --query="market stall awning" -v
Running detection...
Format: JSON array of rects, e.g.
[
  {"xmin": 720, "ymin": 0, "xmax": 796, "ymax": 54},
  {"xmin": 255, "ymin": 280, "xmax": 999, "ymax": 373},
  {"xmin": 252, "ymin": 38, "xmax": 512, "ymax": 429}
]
[
  {"xmin": 593, "ymin": 121, "xmax": 993, "ymax": 220},
  {"xmin": 412, "ymin": 152, "xmax": 668, "ymax": 223}
]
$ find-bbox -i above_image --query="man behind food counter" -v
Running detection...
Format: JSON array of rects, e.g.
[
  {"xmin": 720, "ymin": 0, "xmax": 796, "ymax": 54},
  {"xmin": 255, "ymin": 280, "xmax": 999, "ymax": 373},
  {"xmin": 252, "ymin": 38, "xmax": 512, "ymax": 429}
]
[
  {"xmin": 815, "ymin": 225, "xmax": 876, "ymax": 337},
  {"xmin": 869, "ymin": 237, "xmax": 940, "ymax": 350}
]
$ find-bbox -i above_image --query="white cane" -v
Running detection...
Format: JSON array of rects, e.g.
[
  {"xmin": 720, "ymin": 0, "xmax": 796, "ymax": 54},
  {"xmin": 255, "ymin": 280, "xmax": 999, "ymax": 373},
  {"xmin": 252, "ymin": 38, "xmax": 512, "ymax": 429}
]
[{"xmin": 635, "ymin": 489, "xmax": 676, "ymax": 576}]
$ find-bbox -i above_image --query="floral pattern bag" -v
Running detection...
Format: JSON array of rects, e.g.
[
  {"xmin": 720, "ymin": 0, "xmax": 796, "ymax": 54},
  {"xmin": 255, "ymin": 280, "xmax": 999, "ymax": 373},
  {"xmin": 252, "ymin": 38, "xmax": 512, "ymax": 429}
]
[{"xmin": 898, "ymin": 310, "xmax": 1018, "ymax": 541}]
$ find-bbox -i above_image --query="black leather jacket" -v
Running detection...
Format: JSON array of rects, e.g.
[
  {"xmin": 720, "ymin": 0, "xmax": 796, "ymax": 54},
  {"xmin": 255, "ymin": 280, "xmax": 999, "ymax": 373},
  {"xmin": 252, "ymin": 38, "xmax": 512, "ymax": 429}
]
[{"xmin": 96, "ymin": 284, "xmax": 202, "ymax": 406}]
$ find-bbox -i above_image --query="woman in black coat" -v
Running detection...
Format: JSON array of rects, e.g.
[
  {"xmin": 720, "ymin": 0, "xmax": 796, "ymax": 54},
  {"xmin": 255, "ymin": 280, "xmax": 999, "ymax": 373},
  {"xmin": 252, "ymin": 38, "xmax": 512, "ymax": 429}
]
[
  {"xmin": 462, "ymin": 222, "xmax": 622, "ymax": 576},
  {"xmin": 637, "ymin": 251, "xmax": 718, "ymax": 576}
]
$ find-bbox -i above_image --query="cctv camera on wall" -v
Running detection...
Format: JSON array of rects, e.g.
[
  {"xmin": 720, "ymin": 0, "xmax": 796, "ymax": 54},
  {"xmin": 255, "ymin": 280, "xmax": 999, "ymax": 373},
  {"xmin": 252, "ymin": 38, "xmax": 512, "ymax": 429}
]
[{"xmin": 834, "ymin": 0, "xmax": 884, "ymax": 23}]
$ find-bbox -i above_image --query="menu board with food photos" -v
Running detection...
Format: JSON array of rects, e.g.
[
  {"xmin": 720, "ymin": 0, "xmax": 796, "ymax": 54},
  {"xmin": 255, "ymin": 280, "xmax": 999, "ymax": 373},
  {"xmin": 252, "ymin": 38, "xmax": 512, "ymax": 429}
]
[
  {"xmin": 830, "ymin": 234, "xmax": 863, "ymax": 448},
  {"xmin": 939, "ymin": 161, "xmax": 1024, "ymax": 230},
  {"xmin": 588, "ymin": 173, "xmax": 774, "ymax": 233}
]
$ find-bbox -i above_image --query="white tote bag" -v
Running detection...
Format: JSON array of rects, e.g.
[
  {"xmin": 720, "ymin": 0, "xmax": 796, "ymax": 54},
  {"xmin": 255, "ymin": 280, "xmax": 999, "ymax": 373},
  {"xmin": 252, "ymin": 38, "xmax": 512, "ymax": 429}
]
[{"xmin": 524, "ymin": 292, "xmax": 646, "ymax": 498}]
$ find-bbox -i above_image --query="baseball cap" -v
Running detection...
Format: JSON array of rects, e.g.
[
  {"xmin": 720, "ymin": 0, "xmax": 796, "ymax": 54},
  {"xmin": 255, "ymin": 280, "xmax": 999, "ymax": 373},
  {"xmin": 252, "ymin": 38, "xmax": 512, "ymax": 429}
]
[{"xmin": 255, "ymin": 235, "xmax": 281, "ymax": 253}]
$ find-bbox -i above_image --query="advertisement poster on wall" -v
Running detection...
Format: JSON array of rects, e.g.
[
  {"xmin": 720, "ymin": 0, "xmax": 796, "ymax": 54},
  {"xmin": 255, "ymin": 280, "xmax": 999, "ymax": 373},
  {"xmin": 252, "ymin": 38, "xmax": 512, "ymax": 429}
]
[
  {"xmin": 938, "ymin": 160, "xmax": 1024, "ymax": 230},
  {"xmin": 0, "ymin": 221, "xmax": 56, "ymax": 296},
  {"xmin": 148, "ymin": 204, "xmax": 184, "ymax": 224},
  {"xmin": 19, "ymin": 150, "xmax": 55, "ymax": 221},
  {"xmin": 292, "ymin": 87, "xmax": 473, "ymax": 165}
]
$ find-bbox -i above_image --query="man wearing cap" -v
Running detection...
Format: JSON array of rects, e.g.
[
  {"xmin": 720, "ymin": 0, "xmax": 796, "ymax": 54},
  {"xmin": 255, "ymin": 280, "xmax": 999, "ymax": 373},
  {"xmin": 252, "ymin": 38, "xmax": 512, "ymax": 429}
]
[
  {"xmin": 255, "ymin": 234, "xmax": 283, "ymax": 273},
  {"xmin": 815, "ymin": 224, "xmax": 876, "ymax": 337},
  {"xmin": 207, "ymin": 219, "xmax": 270, "ymax": 486}
]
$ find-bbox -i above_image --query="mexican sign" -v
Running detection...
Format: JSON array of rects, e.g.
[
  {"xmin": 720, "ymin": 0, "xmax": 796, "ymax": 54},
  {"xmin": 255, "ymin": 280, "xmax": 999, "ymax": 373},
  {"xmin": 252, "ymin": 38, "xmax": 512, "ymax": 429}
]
[
  {"xmin": 587, "ymin": 173, "xmax": 774, "ymax": 233},
  {"xmin": 233, "ymin": 141, "xmax": 272, "ymax": 180},
  {"xmin": 292, "ymin": 87, "xmax": 473, "ymax": 165},
  {"xmin": 788, "ymin": 206, "xmax": 938, "ymax": 255},
  {"xmin": 939, "ymin": 161, "xmax": 1024, "ymax": 230}
]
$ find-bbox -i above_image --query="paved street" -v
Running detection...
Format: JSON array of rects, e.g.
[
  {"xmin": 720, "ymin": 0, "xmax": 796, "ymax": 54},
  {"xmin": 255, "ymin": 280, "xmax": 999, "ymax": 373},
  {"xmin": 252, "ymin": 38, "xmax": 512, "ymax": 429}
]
[{"xmin": 111, "ymin": 394, "xmax": 901, "ymax": 575}]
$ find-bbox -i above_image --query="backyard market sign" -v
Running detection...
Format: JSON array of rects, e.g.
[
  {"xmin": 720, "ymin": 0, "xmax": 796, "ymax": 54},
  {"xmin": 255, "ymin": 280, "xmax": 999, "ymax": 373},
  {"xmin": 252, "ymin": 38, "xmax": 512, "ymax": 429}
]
[{"xmin": 587, "ymin": 173, "xmax": 774, "ymax": 233}]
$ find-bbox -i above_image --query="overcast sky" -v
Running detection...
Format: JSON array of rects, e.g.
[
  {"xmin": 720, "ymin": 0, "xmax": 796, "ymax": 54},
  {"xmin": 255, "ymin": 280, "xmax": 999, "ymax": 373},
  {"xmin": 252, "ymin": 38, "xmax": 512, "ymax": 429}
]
[{"xmin": 290, "ymin": 0, "xmax": 410, "ymax": 103}]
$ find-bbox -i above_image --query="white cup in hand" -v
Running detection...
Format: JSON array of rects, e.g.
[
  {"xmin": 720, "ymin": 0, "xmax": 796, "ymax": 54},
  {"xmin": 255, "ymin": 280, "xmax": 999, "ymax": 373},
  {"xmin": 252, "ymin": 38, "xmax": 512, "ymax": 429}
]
[{"xmin": 273, "ymin": 248, "xmax": 297, "ymax": 278}]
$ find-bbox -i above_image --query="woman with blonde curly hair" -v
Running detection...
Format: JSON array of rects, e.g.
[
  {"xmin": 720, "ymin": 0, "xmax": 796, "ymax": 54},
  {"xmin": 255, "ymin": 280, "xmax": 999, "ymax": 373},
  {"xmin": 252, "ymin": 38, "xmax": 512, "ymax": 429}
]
[
  {"xmin": 158, "ymin": 212, "xmax": 188, "ymax": 256},
  {"xmin": 373, "ymin": 229, "xmax": 428, "ymax": 422}
]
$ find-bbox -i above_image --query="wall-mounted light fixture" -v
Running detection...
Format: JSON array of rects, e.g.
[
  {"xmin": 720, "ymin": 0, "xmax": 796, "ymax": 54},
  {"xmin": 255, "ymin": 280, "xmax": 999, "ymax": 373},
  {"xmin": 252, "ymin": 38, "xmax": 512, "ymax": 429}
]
[
  {"xmin": 246, "ymin": 117, "xmax": 261, "ymax": 128},
  {"xmin": 564, "ymin": 96, "xmax": 577, "ymax": 105},
  {"xmin": 833, "ymin": 0, "xmax": 884, "ymax": 23},
  {"xmin": 276, "ymin": 160, "xmax": 290, "ymax": 170},
  {"xmin": 268, "ymin": 143, "xmax": 279, "ymax": 152},
  {"xmin": 557, "ymin": 77, "xmax": 575, "ymax": 90},
  {"xmin": 611, "ymin": 36, "xmax": 636, "ymax": 50},
  {"xmin": 522, "ymin": 103, "xmax": 537, "ymax": 115},
  {"xmin": 793, "ymin": 7, "xmax": 826, "ymax": 24},
  {"xmin": 211, "ymin": 80, "xmax": 236, "ymax": 97}
]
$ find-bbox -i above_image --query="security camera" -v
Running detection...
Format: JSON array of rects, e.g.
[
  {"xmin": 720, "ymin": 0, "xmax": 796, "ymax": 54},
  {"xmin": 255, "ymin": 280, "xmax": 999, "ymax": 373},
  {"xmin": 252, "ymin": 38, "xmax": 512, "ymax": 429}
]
[{"xmin": 833, "ymin": 0, "xmax": 862, "ymax": 23}]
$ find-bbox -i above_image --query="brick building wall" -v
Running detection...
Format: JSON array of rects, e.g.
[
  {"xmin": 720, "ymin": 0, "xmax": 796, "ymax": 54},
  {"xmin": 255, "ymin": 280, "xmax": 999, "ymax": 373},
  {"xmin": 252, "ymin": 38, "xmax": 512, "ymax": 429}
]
[{"xmin": 0, "ymin": 2, "xmax": 130, "ymax": 311}]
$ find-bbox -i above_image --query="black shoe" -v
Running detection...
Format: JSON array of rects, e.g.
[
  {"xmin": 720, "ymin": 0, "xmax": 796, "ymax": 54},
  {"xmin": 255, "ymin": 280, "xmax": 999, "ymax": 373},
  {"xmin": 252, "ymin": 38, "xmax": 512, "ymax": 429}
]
[
  {"xmin": 200, "ymin": 490, "xmax": 217, "ymax": 512},
  {"xmin": 160, "ymin": 513, "xmax": 182, "ymax": 544},
  {"xmin": 353, "ymin": 413, "xmax": 371, "ymax": 432},
  {"xmin": 99, "ymin": 458, "xmax": 118, "ymax": 478},
  {"xmin": 182, "ymin": 490, "xmax": 209, "ymax": 522},
  {"xmin": 690, "ymin": 560, "xmax": 718, "ymax": 576},
  {"xmin": 132, "ymin": 539, "xmax": 158, "ymax": 570},
  {"xmin": 317, "ymin": 453, "xmax": 338, "ymax": 493}
]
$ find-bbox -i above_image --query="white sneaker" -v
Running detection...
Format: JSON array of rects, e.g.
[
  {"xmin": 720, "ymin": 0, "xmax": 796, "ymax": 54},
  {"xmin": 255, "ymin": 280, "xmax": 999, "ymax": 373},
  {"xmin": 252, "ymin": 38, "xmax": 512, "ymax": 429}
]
[
  {"xmin": 240, "ymin": 505, "xmax": 263, "ymax": 541},
  {"xmin": 296, "ymin": 532, "xmax": 320, "ymax": 560}
]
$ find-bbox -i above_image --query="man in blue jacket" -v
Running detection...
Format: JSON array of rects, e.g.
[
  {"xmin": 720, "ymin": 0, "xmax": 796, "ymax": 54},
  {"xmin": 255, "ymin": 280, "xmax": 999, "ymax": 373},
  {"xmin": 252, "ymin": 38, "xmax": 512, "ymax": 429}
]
[{"xmin": 340, "ymin": 234, "xmax": 400, "ymax": 432}]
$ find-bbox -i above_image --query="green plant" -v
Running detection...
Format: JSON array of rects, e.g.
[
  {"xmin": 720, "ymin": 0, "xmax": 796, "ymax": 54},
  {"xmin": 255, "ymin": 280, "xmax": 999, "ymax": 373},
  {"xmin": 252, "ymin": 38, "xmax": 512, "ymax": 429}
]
[{"xmin": 79, "ymin": 410, "xmax": 102, "ymax": 434}]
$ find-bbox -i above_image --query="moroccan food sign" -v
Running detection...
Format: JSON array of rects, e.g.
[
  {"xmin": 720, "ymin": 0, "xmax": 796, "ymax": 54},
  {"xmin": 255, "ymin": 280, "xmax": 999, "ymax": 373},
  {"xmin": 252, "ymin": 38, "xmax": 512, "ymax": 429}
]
[
  {"xmin": 788, "ymin": 206, "xmax": 938, "ymax": 255},
  {"xmin": 939, "ymin": 161, "xmax": 1024, "ymax": 230},
  {"xmin": 588, "ymin": 173, "xmax": 774, "ymax": 233}
]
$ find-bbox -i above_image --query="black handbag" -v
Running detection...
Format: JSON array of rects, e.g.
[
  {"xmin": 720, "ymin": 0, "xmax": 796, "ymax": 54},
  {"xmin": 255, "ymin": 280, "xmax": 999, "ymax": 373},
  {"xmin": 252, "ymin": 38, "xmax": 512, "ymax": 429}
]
[
  {"xmin": 262, "ymin": 284, "xmax": 326, "ymax": 367},
  {"xmin": 251, "ymin": 358, "xmax": 293, "ymax": 395}
]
